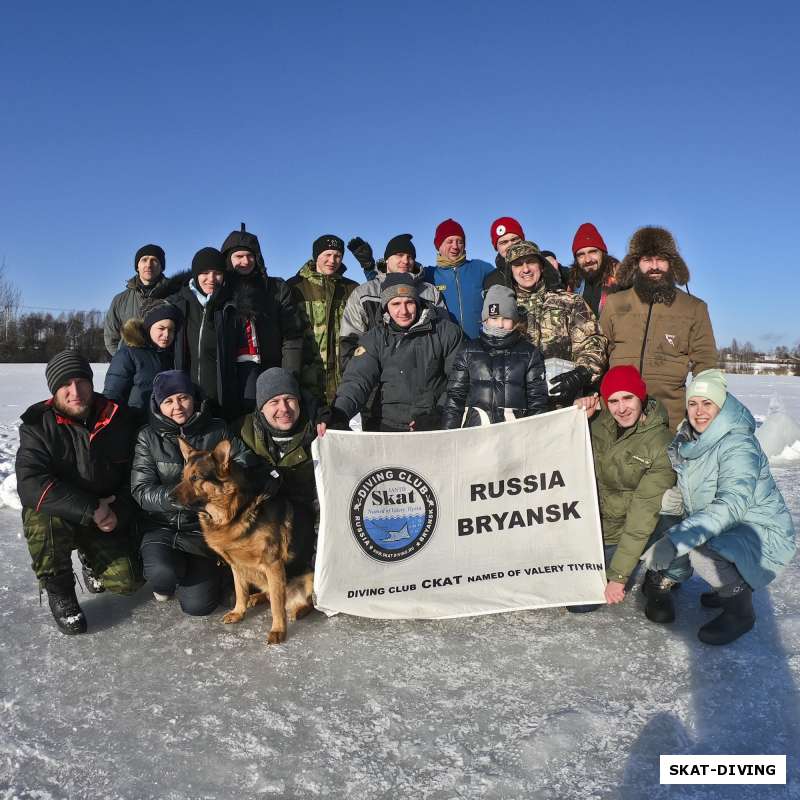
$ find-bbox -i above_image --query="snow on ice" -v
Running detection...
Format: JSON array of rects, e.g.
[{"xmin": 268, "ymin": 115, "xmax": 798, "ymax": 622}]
[{"xmin": 0, "ymin": 367, "xmax": 798, "ymax": 799}]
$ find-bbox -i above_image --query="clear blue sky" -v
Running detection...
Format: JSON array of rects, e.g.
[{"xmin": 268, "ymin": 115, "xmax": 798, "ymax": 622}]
[{"xmin": 1, "ymin": 1, "xmax": 797, "ymax": 348}]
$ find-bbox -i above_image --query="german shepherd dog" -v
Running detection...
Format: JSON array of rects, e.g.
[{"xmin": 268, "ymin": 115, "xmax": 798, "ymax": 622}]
[{"xmin": 174, "ymin": 439, "xmax": 314, "ymax": 644}]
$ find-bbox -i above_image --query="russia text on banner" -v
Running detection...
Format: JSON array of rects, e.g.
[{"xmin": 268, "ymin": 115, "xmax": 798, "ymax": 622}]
[{"xmin": 311, "ymin": 406, "xmax": 606, "ymax": 619}]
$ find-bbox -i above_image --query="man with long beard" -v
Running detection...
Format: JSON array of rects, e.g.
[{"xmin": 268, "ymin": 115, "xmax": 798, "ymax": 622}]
[
  {"xmin": 565, "ymin": 222, "xmax": 620, "ymax": 318},
  {"xmin": 599, "ymin": 227, "xmax": 717, "ymax": 430}
]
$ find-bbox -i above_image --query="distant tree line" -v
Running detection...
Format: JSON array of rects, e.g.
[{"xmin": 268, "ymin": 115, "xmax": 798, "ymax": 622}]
[
  {"xmin": 719, "ymin": 339, "xmax": 800, "ymax": 376},
  {"xmin": 0, "ymin": 262, "xmax": 107, "ymax": 363}
]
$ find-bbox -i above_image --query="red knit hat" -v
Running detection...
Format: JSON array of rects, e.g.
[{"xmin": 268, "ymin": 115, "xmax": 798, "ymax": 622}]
[
  {"xmin": 600, "ymin": 365, "xmax": 647, "ymax": 403},
  {"xmin": 434, "ymin": 218, "xmax": 466, "ymax": 250},
  {"xmin": 490, "ymin": 217, "xmax": 525, "ymax": 249},
  {"xmin": 572, "ymin": 222, "xmax": 608, "ymax": 256}
]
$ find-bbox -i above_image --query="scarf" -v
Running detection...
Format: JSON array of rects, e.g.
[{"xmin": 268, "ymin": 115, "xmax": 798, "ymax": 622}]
[{"xmin": 435, "ymin": 254, "xmax": 467, "ymax": 268}]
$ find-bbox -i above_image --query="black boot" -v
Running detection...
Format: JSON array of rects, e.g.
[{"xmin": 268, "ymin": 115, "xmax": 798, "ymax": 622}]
[
  {"xmin": 79, "ymin": 552, "xmax": 105, "ymax": 594},
  {"xmin": 698, "ymin": 584, "xmax": 755, "ymax": 646},
  {"xmin": 642, "ymin": 570, "xmax": 676, "ymax": 624},
  {"xmin": 567, "ymin": 603, "xmax": 601, "ymax": 614},
  {"xmin": 700, "ymin": 591, "xmax": 722, "ymax": 608},
  {"xmin": 44, "ymin": 573, "xmax": 87, "ymax": 635}
]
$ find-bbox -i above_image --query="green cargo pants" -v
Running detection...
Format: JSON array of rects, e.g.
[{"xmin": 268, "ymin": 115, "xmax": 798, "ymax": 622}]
[{"xmin": 22, "ymin": 508, "xmax": 144, "ymax": 594}]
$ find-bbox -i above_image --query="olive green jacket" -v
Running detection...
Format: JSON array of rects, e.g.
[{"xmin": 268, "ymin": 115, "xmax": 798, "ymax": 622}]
[
  {"xmin": 590, "ymin": 397, "xmax": 676, "ymax": 582},
  {"xmin": 234, "ymin": 412, "xmax": 317, "ymax": 507},
  {"xmin": 288, "ymin": 261, "xmax": 358, "ymax": 404}
]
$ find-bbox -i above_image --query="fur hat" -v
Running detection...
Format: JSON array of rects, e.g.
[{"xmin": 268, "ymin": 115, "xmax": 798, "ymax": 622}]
[{"xmin": 616, "ymin": 226, "xmax": 690, "ymax": 288}]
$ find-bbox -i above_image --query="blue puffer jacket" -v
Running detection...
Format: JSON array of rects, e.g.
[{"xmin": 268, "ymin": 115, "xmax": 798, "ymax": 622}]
[
  {"xmin": 103, "ymin": 319, "xmax": 175, "ymax": 418},
  {"xmin": 665, "ymin": 393, "xmax": 796, "ymax": 589},
  {"xmin": 423, "ymin": 259, "xmax": 495, "ymax": 339}
]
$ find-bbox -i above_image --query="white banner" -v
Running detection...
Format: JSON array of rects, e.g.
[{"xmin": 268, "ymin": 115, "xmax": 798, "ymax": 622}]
[{"xmin": 312, "ymin": 406, "xmax": 606, "ymax": 619}]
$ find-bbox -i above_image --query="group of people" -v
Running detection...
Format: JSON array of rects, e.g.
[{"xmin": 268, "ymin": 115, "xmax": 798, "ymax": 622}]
[{"xmin": 15, "ymin": 217, "xmax": 795, "ymax": 648}]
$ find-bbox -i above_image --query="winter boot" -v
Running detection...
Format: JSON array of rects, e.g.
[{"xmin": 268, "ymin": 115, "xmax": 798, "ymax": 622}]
[
  {"xmin": 567, "ymin": 603, "xmax": 601, "ymax": 613},
  {"xmin": 697, "ymin": 583, "xmax": 755, "ymax": 646},
  {"xmin": 79, "ymin": 552, "xmax": 105, "ymax": 594},
  {"xmin": 642, "ymin": 570, "xmax": 676, "ymax": 624},
  {"xmin": 700, "ymin": 591, "xmax": 722, "ymax": 608},
  {"xmin": 44, "ymin": 573, "xmax": 87, "ymax": 635}
]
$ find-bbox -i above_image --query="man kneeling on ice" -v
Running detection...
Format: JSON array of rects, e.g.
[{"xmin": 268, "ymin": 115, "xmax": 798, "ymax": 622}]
[
  {"xmin": 15, "ymin": 351, "xmax": 144, "ymax": 635},
  {"xmin": 570, "ymin": 365, "xmax": 677, "ymax": 613}
]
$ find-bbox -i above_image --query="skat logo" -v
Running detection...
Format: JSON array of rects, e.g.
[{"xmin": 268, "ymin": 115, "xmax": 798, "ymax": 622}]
[
  {"xmin": 664, "ymin": 334, "xmax": 676, "ymax": 347},
  {"xmin": 350, "ymin": 467, "xmax": 438, "ymax": 562}
]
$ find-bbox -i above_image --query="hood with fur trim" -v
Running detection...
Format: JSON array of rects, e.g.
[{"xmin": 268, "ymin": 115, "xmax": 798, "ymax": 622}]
[
  {"xmin": 120, "ymin": 318, "xmax": 151, "ymax": 349},
  {"xmin": 616, "ymin": 227, "xmax": 690, "ymax": 288}
]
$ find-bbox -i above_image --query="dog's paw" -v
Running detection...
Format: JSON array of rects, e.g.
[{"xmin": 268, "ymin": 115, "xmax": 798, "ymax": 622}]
[
  {"xmin": 246, "ymin": 592, "xmax": 269, "ymax": 609},
  {"xmin": 267, "ymin": 629, "xmax": 286, "ymax": 645},
  {"xmin": 222, "ymin": 610, "xmax": 245, "ymax": 624}
]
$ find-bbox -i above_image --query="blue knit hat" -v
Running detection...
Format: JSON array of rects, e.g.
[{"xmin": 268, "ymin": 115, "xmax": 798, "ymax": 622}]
[{"xmin": 152, "ymin": 370, "xmax": 194, "ymax": 406}]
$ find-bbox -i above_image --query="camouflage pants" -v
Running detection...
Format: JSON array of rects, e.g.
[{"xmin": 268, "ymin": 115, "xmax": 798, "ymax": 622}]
[{"xmin": 22, "ymin": 508, "xmax": 144, "ymax": 594}]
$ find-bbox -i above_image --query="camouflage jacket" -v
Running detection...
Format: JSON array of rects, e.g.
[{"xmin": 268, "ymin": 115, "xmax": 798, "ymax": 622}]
[
  {"xmin": 287, "ymin": 261, "xmax": 358, "ymax": 404},
  {"xmin": 515, "ymin": 283, "xmax": 608, "ymax": 379}
]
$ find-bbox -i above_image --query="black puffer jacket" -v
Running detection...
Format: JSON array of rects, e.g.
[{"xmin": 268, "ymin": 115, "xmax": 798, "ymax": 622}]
[
  {"xmin": 442, "ymin": 328, "xmax": 549, "ymax": 428},
  {"xmin": 333, "ymin": 307, "xmax": 464, "ymax": 431},
  {"xmin": 130, "ymin": 397, "xmax": 266, "ymax": 532},
  {"xmin": 16, "ymin": 395, "xmax": 136, "ymax": 527}
]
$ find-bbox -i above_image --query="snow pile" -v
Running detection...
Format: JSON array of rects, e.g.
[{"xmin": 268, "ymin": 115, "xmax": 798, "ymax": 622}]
[
  {"xmin": 756, "ymin": 396, "xmax": 800, "ymax": 464},
  {"xmin": 0, "ymin": 421, "xmax": 20, "ymax": 510}
]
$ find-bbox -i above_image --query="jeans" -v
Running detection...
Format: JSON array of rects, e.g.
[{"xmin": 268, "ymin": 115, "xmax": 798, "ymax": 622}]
[{"xmin": 140, "ymin": 529, "xmax": 222, "ymax": 616}]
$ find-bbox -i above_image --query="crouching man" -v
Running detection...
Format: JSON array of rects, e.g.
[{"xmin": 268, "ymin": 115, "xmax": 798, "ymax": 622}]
[
  {"xmin": 233, "ymin": 368, "xmax": 318, "ymax": 577},
  {"xmin": 15, "ymin": 351, "xmax": 144, "ymax": 635},
  {"xmin": 571, "ymin": 365, "xmax": 677, "ymax": 613}
]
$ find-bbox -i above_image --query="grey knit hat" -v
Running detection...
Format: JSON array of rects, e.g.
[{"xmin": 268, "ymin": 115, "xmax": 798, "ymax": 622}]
[
  {"xmin": 256, "ymin": 368, "xmax": 300, "ymax": 411},
  {"xmin": 379, "ymin": 273, "xmax": 419, "ymax": 310},
  {"xmin": 45, "ymin": 350, "xmax": 93, "ymax": 395},
  {"xmin": 482, "ymin": 285, "xmax": 519, "ymax": 322}
]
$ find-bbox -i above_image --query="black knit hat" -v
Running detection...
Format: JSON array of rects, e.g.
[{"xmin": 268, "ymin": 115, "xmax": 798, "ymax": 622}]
[
  {"xmin": 380, "ymin": 273, "xmax": 419, "ymax": 310},
  {"xmin": 312, "ymin": 235, "xmax": 345, "ymax": 261},
  {"xmin": 135, "ymin": 244, "xmax": 165, "ymax": 272},
  {"xmin": 384, "ymin": 234, "xmax": 416, "ymax": 261},
  {"xmin": 142, "ymin": 300, "xmax": 184, "ymax": 332},
  {"xmin": 152, "ymin": 370, "xmax": 195, "ymax": 407},
  {"xmin": 191, "ymin": 247, "xmax": 227, "ymax": 283},
  {"xmin": 45, "ymin": 350, "xmax": 93, "ymax": 395}
]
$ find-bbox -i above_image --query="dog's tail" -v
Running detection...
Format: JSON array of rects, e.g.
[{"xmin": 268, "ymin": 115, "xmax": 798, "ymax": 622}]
[{"xmin": 286, "ymin": 571, "xmax": 314, "ymax": 621}]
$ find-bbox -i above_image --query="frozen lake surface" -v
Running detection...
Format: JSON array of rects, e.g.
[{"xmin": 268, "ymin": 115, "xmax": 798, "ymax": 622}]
[{"xmin": 0, "ymin": 367, "xmax": 798, "ymax": 799}]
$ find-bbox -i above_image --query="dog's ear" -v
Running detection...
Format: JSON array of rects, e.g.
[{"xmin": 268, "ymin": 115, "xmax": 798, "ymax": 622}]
[
  {"xmin": 177, "ymin": 437, "xmax": 197, "ymax": 462},
  {"xmin": 212, "ymin": 439, "xmax": 232, "ymax": 473}
]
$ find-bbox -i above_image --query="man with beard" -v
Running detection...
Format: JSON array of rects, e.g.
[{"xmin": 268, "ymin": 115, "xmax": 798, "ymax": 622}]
[
  {"xmin": 565, "ymin": 222, "xmax": 620, "ymax": 318},
  {"xmin": 599, "ymin": 226, "xmax": 717, "ymax": 430},
  {"xmin": 15, "ymin": 351, "xmax": 143, "ymax": 635},
  {"xmin": 220, "ymin": 223, "xmax": 305, "ymax": 401}
]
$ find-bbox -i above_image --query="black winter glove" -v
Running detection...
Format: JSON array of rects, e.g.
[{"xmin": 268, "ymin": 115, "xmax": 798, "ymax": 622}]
[
  {"xmin": 347, "ymin": 237, "xmax": 376, "ymax": 273},
  {"xmin": 411, "ymin": 410, "xmax": 441, "ymax": 431},
  {"xmin": 315, "ymin": 405, "xmax": 351, "ymax": 431},
  {"xmin": 549, "ymin": 366, "xmax": 592, "ymax": 406}
]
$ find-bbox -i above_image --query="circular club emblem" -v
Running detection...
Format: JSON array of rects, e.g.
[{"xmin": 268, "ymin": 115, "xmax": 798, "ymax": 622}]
[
  {"xmin": 350, "ymin": 467, "xmax": 438, "ymax": 562},
  {"xmin": 495, "ymin": 224, "xmax": 507, "ymax": 237}
]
